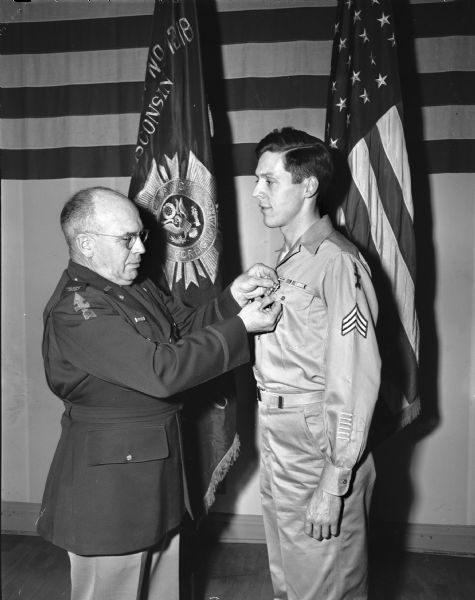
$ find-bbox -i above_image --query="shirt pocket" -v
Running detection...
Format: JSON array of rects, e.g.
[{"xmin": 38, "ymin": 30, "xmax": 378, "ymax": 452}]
[
  {"xmin": 278, "ymin": 281, "xmax": 314, "ymax": 348},
  {"xmin": 86, "ymin": 424, "xmax": 169, "ymax": 466}
]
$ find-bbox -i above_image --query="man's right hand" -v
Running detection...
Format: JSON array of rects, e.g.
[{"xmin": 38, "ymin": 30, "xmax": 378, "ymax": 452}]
[{"xmin": 237, "ymin": 295, "xmax": 282, "ymax": 333}]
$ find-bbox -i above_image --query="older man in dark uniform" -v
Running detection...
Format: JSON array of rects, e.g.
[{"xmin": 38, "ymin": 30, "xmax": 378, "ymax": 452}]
[{"xmin": 37, "ymin": 187, "xmax": 281, "ymax": 600}]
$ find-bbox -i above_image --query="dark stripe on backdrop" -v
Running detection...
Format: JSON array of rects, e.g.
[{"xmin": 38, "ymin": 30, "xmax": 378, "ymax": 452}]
[
  {"xmin": 1, "ymin": 2, "xmax": 471, "ymax": 55},
  {"xmin": 1, "ymin": 146, "xmax": 136, "ymax": 180},
  {"xmin": 3, "ymin": 72, "xmax": 472, "ymax": 120},
  {"xmin": 2, "ymin": 139, "xmax": 474, "ymax": 180}
]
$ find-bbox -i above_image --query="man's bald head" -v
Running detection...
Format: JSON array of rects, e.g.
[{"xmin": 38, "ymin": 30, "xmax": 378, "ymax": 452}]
[
  {"xmin": 60, "ymin": 187, "xmax": 136, "ymax": 251},
  {"xmin": 60, "ymin": 187, "xmax": 146, "ymax": 285}
]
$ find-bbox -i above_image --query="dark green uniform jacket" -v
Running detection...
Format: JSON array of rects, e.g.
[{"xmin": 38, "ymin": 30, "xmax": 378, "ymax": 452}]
[{"xmin": 37, "ymin": 261, "xmax": 249, "ymax": 556}]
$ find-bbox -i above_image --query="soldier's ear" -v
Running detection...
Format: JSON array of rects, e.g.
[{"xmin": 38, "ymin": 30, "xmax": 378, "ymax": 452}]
[
  {"xmin": 76, "ymin": 233, "xmax": 94, "ymax": 258},
  {"xmin": 304, "ymin": 176, "xmax": 319, "ymax": 199}
]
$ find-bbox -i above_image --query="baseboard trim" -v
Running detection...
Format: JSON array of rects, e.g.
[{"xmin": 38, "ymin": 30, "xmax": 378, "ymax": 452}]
[
  {"xmin": 2, "ymin": 502, "xmax": 474, "ymax": 556},
  {"xmin": 1, "ymin": 501, "xmax": 41, "ymax": 536}
]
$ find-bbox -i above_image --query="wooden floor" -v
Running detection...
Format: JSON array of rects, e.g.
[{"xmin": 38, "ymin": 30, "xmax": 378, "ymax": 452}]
[{"xmin": 2, "ymin": 533, "xmax": 475, "ymax": 600}]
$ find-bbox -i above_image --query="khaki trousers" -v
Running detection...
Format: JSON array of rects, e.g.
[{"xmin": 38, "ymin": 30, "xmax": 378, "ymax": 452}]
[
  {"xmin": 259, "ymin": 400, "xmax": 376, "ymax": 600},
  {"xmin": 68, "ymin": 530, "xmax": 179, "ymax": 600}
]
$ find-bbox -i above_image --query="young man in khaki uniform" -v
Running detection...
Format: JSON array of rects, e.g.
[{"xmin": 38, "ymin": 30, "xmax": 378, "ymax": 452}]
[{"xmin": 252, "ymin": 128, "xmax": 381, "ymax": 600}]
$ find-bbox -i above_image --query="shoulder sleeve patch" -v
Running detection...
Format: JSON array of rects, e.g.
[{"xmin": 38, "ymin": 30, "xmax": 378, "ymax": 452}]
[{"xmin": 73, "ymin": 292, "xmax": 97, "ymax": 320}]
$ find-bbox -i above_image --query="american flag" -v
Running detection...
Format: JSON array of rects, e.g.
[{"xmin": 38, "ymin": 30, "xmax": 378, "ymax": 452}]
[{"xmin": 325, "ymin": 0, "xmax": 420, "ymax": 436}]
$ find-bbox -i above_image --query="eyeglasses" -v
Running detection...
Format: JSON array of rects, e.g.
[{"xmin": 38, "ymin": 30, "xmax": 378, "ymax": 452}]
[{"xmin": 84, "ymin": 229, "xmax": 149, "ymax": 250}]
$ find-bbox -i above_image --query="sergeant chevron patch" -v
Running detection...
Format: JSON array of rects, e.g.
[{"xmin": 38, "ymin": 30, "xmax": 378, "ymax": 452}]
[{"xmin": 341, "ymin": 304, "xmax": 368, "ymax": 338}]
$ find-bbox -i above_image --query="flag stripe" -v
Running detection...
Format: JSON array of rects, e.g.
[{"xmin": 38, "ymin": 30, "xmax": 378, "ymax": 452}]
[
  {"xmin": 3, "ymin": 71, "xmax": 473, "ymax": 120},
  {"xmin": 4, "ymin": 104, "xmax": 473, "ymax": 151},
  {"xmin": 377, "ymin": 105, "xmax": 414, "ymax": 219},
  {"xmin": 0, "ymin": 0, "xmax": 155, "ymax": 23},
  {"xmin": 1, "ymin": 76, "xmax": 329, "ymax": 119},
  {"xmin": 1, "ymin": 114, "xmax": 141, "ymax": 150},
  {"xmin": 2, "ymin": 146, "xmax": 135, "ymax": 180},
  {"xmin": 367, "ymin": 115, "xmax": 416, "ymax": 282},
  {"xmin": 414, "ymin": 36, "xmax": 475, "ymax": 73},
  {"xmin": 3, "ymin": 139, "xmax": 475, "ymax": 181},
  {"xmin": 220, "ymin": 41, "xmax": 332, "ymax": 79},
  {"xmin": 1, "ymin": 48, "xmax": 150, "ymax": 88},
  {"xmin": 3, "ymin": 36, "xmax": 474, "ymax": 89},
  {"xmin": 2, "ymin": 3, "xmax": 471, "ymax": 54},
  {"xmin": 348, "ymin": 137, "xmax": 419, "ymax": 358},
  {"xmin": 2, "ymin": 83, "xmax": 145, "ymax": 119},
  {"xmin": 4, "ymin": 139, "xmax": 475, "ymax": 181}
]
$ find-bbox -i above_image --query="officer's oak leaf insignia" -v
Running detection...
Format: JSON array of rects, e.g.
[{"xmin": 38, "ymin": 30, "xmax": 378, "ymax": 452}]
[
  {"xmin": 73, "ymin": 292, "xmax": 97, "ymax": 320},
  {"xmin": 341, "ymin": 303, "xmax": 368, "ymax": 337}
]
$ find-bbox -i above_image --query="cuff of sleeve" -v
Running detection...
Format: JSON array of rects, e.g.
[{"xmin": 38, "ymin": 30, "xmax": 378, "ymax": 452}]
[
  {"xmin": 215, "ymin": 286, "xmax": 242, "ymax": 320},
  {"xmin": 319, "ymin": 462, "xmax": 352, "ymax": 496},
  {"xmin": 208, "ymin": 316, "xmax": 250, "ymax": 371}
]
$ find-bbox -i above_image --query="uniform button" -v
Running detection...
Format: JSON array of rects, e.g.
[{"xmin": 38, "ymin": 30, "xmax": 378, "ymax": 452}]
[
  {"xmin": 126, "ymin": 454, "xmax": 133, "ymax": 462},
  {"xmin": 118, "ymin": 295, "xmax": 125, "ymax": 300},
  {"xmin": 341, "ymin": 479, "xmax": 347, "ymax": 485},
  {"xmin": 280, "ymin": 295, "xmax": 286, "ymax": 301}
]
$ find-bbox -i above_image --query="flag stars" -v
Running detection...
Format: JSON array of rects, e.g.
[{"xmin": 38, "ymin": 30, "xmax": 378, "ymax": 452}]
[
  {"xmin": 359, "ymin": 29, "xmax": 370, "ymax": 44},
  {"xmin": 388, "ymin": 33, "xmax": 396, "ymax": 47},
  {"xmin": 370, "ymin": 51, "xmax": 376, "ymax": 65},
  {"xmin": 375, "ymin": 73, "xmax": 387, "ymax": 87},
  {"xmin": 346, "ymin": 54, "xmax": 352, "ymax": 68},
  {"xmin": 346, "ymin": 113, "xmax": 351, "ymax": 127},
  {"xmin": 334, "ymin": 21, "xmax": 340, "ymax": 34},
  {"xmin": 336, "ymin": 97, "xmax": 347, "ymax": 111},
  {"xmin": 351, "ymin": 70, "xmax": 361, "ymax": 84},
  {"xmin": 339, "ymin": 37, "xmax": 347, "ymax": 52},
  {"xmin": 332, "ymin": 80, "xmax": 337, "ymax": 93},
  {"xmin": 378, "ymin": 13, "xmax": 390, "ymax": 27},
  {"xmin": 360, "ymin": 89, "xmax": 370, "ymax": 103},
  {"xmin": 353, "ymin": 10, "xmax": 362, "ymax": 23},
  {"xmin": 371, "ymin": 0, "xmax": 380, "ymax": 4},
  {"xmin": 345, "ymin": 0, "xmax": 353, "ymax": 9},
  {"xmin": 329, "ymin": 138, "xmax": 339, "ymax": 149}
]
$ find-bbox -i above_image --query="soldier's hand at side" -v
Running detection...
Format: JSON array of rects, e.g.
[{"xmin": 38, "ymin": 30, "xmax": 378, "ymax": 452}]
[
  {"xmin": 237, "ymin": 295, "xmax": 282, "ymax": 333},
  {"xmin": 231, "ymin": 263, "xmax": 278, "ymax": 307},
  {"xmin": 304, "ymin": 487, "xmax": 342, "ymax": 541}
]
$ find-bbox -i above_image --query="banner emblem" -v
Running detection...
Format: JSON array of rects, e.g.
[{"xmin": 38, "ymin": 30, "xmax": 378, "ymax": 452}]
[{"xmin": 135, "ymin": 150, "xmax": 218, "ymax": 290}]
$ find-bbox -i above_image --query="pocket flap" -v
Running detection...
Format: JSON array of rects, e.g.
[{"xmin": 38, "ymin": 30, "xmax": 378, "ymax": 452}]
[{"xmin": 86, "ymin": 424, "xmax": 169, "ymax": 466}]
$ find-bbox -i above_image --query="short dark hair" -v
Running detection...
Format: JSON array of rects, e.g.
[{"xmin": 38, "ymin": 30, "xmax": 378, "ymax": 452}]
[
  {"xmin": 255, "ymin": 127, "xmax": 334, "ymax": 197},
  {"xmin": 60, "ymin": 187, "xmax": 113, "ymax": 246}
]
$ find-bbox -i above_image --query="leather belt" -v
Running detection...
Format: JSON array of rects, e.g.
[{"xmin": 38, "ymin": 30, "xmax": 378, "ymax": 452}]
[
  {"xmin": 62, "ymin": 400, "xmax": 179, "ymax": 423},
  {"xmin": 257, "ymin": 388, "xmax": 324, "ymax": 408}
]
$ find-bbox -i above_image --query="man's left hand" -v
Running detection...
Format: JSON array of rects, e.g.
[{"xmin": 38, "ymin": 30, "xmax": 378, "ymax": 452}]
[
  {"xmin": 304, "ymin": 487, "xmax": 343, "ymax": 540},
  {"xmin": 231, "ymin": 263, "xmax": 278, "ymax": 307}
]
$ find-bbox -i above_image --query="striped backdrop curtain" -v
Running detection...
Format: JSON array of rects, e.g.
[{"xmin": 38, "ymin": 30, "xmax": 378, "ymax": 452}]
[{"xmin": 2, "ymin": 0, "xmax": 473, "ymax": 182}]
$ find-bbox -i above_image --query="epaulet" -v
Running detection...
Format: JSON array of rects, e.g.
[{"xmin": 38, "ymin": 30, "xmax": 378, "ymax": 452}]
[{"xmin": 326, "ymin": 230, "xmax": 359, "ymax": 257}]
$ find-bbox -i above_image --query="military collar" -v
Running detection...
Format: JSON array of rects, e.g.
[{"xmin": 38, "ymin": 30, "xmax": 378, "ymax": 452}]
[
  {"xmin": 66, "ymin": 260, "xmax": 131, "ymax": 296},
  {"xmin": 277, "ymin": 215, "xmax": 334, "ymax": 264},
  {"xmin": 298, "ymin": 215, "xmax": 335, "ymax": 255}
]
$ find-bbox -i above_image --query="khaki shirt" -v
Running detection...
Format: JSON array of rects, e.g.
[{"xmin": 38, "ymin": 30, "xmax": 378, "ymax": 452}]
[{"xmin": 254, "ymin": 216, "xmax": 381, "ymax": 495}]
